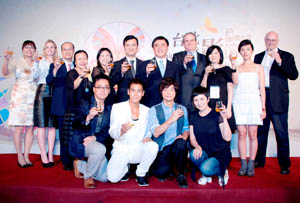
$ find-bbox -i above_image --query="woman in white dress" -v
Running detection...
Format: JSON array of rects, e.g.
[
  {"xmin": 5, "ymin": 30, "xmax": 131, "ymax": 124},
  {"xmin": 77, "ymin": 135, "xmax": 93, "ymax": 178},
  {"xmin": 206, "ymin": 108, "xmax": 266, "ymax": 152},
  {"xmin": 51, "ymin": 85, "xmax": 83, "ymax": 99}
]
[
  {"xmin": 33, "ymin": 40, "xmax": 58, "ymax": 167},
  {"xmin": 2, "ymin": 40, "xmax": 39, "ymax": 168},
  {"xmin": 231, "ymin": 39, "xmax": 266, "ymax": 177}
]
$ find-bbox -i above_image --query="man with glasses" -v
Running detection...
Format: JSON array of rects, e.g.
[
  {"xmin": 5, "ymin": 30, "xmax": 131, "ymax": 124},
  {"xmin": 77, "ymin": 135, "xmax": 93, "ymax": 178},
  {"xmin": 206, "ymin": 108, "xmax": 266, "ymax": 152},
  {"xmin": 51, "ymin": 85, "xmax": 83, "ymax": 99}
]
[
  {"xmin": 254, "ymin": 31, "xmax": 298, "ymax": 174},
  {"xmin": 70, "ymin": 74, "xmax": 113, "ymax": 189}
]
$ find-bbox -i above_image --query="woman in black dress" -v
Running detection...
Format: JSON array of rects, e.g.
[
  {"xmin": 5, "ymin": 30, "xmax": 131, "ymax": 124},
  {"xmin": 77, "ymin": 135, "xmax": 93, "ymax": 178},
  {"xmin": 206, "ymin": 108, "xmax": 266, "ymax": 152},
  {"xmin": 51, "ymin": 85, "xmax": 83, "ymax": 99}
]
[
  {"xmin": 62, "ymin": 50, "xmax": 93, "ymax": 147},
  {"xmin": 92, "ymin": 48, "xmax": 114, "ymax": 79},
  {"xmin": 200, "ymin": 45, "xmax": 236, "ymax": 133},
  {"xmin": 189, "ymin": 87, "xmax": 232, "ymax": 187}
]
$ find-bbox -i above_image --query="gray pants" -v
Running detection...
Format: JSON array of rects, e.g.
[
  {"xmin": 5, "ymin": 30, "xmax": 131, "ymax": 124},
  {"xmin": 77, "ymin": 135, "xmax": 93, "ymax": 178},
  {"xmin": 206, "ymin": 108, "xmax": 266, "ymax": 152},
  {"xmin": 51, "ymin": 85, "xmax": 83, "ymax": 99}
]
[{"xmin": 77, "ymin": 141, "xmax": 108, "ymax": 182}]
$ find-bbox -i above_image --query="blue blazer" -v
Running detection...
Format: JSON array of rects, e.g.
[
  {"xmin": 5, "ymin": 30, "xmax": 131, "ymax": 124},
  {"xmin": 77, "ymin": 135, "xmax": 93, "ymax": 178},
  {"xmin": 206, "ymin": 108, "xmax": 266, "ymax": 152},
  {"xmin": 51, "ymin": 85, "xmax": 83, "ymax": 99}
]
[
  {"xmin": 136, "ymin": 59, "xmax": 180, "ymax": 107},
  {"xmin": 69, "ymin": 96, "xmax": 113, "ymax": 159},
  {"xmin": 254, "ymin": 49, "xmax": 298, "ymax": 113},
  {"xmin": 46, "ymin": 63, "xmax": 68, "ymax": 116},
  {"xmin": 111, "ymin": 57, "xmax": 143, "ymax": 102}
]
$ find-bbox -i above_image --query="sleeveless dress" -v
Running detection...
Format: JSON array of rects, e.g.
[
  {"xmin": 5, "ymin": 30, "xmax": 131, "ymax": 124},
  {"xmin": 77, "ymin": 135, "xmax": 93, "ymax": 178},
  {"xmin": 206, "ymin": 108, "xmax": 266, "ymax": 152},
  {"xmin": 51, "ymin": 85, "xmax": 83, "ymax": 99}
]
[
  {"xmin": 8, "ymin": 58, "xmax": 38, "ymax": 126},
  {"xmin": 232, "ymin": 69, "xmax": 262, "ymax": 125}
]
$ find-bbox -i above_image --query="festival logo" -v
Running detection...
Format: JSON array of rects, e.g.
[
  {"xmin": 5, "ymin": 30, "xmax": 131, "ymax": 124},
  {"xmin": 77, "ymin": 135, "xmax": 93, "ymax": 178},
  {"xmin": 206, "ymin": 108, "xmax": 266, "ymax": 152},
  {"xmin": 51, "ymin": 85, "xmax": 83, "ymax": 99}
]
[{"xmin": 83, "ymin": 21, "xmax": 153, "ymax": 68}]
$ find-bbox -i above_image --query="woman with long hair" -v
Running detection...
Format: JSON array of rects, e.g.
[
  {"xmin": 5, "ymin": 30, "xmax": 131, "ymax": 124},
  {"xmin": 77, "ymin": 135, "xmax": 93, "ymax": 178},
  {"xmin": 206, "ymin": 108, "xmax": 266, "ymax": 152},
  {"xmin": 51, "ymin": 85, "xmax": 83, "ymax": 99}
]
[{"xmin": 33, "ymin": 39, "xmax": 58, "ymax": 167}]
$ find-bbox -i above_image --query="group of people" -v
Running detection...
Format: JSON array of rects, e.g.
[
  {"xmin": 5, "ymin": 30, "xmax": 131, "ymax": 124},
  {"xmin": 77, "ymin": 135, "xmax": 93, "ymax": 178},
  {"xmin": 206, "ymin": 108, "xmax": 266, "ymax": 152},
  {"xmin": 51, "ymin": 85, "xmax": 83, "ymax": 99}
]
[{"xmin": 1, "ymin": 31, "xmax": 298, "ymax": 189}]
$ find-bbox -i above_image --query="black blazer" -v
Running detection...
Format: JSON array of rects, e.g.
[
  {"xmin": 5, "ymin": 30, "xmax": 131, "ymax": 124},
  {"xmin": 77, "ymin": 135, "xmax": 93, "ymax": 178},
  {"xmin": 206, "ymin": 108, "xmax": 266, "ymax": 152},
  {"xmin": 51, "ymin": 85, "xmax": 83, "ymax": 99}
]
[
  {"xmin": 172, "ymin": 51, "xmax": 206, "ymax": 109},
  {"xmin": 70, "ymin": 96, "xmax": 113, "ymax": 159},
  {"xmin": 136, "ymin": 59, "xmax": 180, "ymax": 107},
  {"xmin": 111, "ymin": 57, "xmax": 143, "ymax": 102},
  {"xmin": 254, "ymin": 49, "xmax": 298, "ymax": 113},
  {"xmin": 46, "ymin": 63, "xmax": 68, "ymax": 116}
]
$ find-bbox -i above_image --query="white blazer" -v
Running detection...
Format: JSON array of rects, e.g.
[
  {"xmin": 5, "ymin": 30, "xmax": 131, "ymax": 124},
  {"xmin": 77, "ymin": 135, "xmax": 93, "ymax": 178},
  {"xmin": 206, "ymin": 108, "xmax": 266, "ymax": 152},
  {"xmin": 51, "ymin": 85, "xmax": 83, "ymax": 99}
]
[{"xmin": 109, "ymin": 101, "xmax": 149, "ymax": 151}]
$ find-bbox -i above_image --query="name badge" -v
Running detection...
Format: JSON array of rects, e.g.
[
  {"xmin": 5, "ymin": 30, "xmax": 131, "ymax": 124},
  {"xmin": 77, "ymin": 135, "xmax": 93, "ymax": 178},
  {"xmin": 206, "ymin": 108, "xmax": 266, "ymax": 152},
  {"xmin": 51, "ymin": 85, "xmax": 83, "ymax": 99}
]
[{"xmin": 210, "ymin": 86, "xmax": 220, "ymax": 99}]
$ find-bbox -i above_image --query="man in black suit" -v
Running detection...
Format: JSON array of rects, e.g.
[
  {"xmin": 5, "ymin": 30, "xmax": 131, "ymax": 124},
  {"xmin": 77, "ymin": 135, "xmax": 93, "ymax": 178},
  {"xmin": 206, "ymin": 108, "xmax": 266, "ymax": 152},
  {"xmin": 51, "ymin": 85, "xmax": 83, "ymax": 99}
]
[
  {"xmin": 46, "ymin": 41, "xmax": 75, "ymax": 170},
  {"xmin": 136, "ymin": 36, "xmax": 180, "ymax": 107},
  {"xmin": 111, "ymin": 35, "xmax": 143, "ymax": 102},
  {"xmin": 172, "ymin": 32, "xmax": 206, "ymax": 112},
  {"xmin": 254, "ymin": 31, "xmax": 298, "ymax": 174}
]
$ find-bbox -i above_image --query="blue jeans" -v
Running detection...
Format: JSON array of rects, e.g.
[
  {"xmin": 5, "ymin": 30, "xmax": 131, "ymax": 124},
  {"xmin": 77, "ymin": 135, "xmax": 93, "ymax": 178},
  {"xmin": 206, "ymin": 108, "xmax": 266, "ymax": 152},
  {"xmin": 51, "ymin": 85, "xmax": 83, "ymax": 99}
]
[{"xmin": 190, "ymin": 150, "xmax": 221, "ymax": 176}]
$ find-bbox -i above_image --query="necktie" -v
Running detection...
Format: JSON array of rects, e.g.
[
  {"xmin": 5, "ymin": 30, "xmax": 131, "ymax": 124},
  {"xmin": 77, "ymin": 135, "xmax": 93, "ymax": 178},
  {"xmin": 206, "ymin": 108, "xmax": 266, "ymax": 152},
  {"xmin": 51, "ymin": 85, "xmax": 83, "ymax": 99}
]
[
  {"xmin": 159, "ymin": 60, "xmax": 165, "ymax": 76},
  {"xmin": 130, "ymin": 60, "xmax": 135, "ymax": 77},
  {"xmin": 67, "ymin": 63, "xmax": 71, "ymax": 72},
  {"xmin": 191, "ymin": 56, "xmax": 197, "ymax": 73}
]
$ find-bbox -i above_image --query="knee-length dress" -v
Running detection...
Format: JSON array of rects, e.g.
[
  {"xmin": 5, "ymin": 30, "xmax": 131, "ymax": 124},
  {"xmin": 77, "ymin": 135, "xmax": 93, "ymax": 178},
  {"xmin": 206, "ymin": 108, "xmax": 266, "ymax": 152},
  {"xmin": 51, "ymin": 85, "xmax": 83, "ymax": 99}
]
[
  {"xmin": 232, "ymin": 70, "xmax": 262, "ymax": 125},
  {"xmin": 8, "ymin": 58, "xmax": 38, "ymax": 126}
]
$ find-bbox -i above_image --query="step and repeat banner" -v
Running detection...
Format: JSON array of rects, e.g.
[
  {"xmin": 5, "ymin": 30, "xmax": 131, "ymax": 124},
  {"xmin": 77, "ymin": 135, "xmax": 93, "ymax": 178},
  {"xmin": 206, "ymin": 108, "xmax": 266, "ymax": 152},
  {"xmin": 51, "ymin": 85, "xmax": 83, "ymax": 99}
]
[{"xmin": 0, "ymin": 0, "xmax": 299, "ymax": 155}]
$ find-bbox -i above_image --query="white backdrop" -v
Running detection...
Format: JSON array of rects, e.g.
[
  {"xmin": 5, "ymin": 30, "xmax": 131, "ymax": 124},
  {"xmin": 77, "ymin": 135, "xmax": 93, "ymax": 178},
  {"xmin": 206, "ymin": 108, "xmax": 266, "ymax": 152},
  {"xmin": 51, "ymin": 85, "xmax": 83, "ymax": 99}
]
[{"xmin": 0, "ymin": 0, "xmax": 299, "ymax": 156}]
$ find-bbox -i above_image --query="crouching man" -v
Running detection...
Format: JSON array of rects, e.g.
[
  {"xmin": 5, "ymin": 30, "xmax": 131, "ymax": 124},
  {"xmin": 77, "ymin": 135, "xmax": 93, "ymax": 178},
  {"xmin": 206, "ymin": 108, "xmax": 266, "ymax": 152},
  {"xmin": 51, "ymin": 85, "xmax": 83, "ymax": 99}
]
[
  {"xmin": 107, "ymin": 79, "xmax": 158, "ymax": 186},
  {"xmin": 69, "ymin": 74, "xmax": 113, "ymax": 189}
]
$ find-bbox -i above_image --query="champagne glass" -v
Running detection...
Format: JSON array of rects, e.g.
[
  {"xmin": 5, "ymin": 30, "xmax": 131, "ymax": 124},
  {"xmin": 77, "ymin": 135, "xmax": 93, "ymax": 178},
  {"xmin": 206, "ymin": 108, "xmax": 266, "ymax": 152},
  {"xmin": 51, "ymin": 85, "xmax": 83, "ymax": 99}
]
[
  {"xmin": 7, "ymin": 47, "xmax": 14, "ymax": 56},
  {"xmin": 215, "ymin": 101, "xmax": 224, "ymax": 112}
]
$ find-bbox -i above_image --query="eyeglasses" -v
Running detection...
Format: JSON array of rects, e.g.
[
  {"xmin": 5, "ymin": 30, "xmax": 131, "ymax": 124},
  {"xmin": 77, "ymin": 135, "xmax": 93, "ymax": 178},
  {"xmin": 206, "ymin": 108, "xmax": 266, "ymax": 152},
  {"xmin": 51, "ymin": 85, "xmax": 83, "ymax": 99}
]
[{"xmin": 94, "ymin": 86, "xmax": 110, "ymax": 90}]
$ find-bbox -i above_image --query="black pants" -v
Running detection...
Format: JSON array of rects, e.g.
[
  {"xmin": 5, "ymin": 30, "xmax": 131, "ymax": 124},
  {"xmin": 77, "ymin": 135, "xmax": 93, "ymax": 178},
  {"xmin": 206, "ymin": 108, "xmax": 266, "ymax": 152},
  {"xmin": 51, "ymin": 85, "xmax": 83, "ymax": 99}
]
[
  {"xmin": 54, "ymin": 115, "xmax": 74, "ymax": 168},
  {"xmin": 256, "ymin": 89, "xmax": 291, "ymax": 169},
  {"xmin": 151, "ymin": 138, "xmax": 188, "ymax": 178}
]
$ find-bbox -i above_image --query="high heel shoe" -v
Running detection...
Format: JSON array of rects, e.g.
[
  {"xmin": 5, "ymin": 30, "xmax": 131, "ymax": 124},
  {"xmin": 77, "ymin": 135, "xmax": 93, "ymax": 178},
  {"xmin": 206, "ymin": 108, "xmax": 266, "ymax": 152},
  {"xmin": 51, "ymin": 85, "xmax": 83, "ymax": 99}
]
[
  {"xmin": 17, "ymin": 161, "xmax": 28, "ymax": 168},
  {"xmin": 42, "ymin": 162, "xmax": 51, "ymax": 168},
  {"xmin": 26, "ymin": 162, "xmax": 33, "ymax": 167},
  {"xmin": 48, "ymin": 162, "xmax": 55, "ymax": 167}
]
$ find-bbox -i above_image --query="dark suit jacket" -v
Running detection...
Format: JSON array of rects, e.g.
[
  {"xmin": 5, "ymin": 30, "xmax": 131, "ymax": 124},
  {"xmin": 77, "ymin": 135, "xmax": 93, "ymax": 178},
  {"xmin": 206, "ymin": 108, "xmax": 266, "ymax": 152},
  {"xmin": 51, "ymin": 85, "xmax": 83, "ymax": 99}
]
[
  {"xmin": 111, "ymin": 57, "xmax": 143, "ymax": 102},
  {"xmin": 46, "ymin": 63, "xmax": 68, "ymax": 116},
  {"xmin": 136, "ymin": 59, "xmax": 180, "ymax": 107},
  {"xmin": 172, "ymin": 51, "xmax": 206, "ymax": 109},
  {"xmin": 69, "ymin": 96, "xmax": 113, "ymax": 159},
  {"xmin": 254, "ymin": 49, "xmax": 298, "ymax": 113}
]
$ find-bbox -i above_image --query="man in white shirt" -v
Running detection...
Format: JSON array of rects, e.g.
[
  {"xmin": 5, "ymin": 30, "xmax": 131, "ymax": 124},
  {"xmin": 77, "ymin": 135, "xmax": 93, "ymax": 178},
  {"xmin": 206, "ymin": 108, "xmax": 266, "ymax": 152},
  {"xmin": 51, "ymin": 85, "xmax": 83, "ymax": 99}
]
[{"xmin": 107, "ymin": 79, "xmax": 158, "ymax": 186}]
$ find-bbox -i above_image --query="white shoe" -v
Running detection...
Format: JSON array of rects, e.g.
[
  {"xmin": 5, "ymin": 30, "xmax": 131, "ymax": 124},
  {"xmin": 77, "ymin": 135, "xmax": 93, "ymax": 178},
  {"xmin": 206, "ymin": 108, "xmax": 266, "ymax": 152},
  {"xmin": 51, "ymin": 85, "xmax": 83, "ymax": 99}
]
[
  {"xmin": 218, "ymin": 169, "xmax": 229, "ymax": 187},
  {"xmin": 198, "ymin": 175, "xmax": 212, "ymax": 185}
]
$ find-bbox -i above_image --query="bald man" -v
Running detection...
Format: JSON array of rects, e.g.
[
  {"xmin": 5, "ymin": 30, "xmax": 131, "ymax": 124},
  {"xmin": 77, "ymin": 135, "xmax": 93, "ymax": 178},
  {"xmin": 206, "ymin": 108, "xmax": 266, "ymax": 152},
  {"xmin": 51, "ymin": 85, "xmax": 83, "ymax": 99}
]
[{"xmin": 254, "ymin": 31, "xmax": 298, "ymax": 174}]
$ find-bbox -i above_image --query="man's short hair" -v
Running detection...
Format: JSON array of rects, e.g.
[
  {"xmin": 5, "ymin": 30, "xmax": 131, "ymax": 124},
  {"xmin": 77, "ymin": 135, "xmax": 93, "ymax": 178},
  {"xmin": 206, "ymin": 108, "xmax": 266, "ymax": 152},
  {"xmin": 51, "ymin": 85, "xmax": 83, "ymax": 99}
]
[
  {"xmin": 152, "ymin": 36, "xmax": 169, "ymax": 47},
  {"xmin": 183, "ymin": 32, "xmax": 197, "ymax": 42},
  {"xmin": 128, "ymin": 78, "xmax": 144, "ymax": 90},
  {"xmin": 92, "ymin": 73, "xmax": 111, "ymax": 87},
  {"xmin": 123, "ymin": 35, "xmax": 139, "ymax": 46},
  {"xmin": 159, "ymin": 77, "xmax": 179, "ymax": 95},
  {"xmin": 61, "ymin": 41, "xmax": 75, "ymax": 50}
]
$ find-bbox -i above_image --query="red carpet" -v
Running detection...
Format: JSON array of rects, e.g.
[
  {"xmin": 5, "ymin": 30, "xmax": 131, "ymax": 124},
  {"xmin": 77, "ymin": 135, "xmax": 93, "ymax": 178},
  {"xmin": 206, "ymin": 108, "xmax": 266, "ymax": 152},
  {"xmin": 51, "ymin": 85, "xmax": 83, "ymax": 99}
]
[{"xmin": 0, "ymin": 154, "xmax": 299, "ymax": 203}]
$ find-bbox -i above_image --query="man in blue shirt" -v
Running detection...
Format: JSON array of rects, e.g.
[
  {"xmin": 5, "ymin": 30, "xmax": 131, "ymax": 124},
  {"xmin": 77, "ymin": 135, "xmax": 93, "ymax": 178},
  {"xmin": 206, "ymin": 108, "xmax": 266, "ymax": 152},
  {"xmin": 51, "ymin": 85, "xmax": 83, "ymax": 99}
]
[{"xmin": 146, "ymin": 78, "xmax": 189, "ymax": 188}]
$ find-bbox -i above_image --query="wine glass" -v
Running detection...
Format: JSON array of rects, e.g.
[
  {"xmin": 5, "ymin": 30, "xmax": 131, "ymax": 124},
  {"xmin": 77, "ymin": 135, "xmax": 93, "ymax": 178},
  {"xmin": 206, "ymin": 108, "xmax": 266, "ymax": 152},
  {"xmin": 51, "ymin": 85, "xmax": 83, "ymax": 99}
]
[
  {"xmin": 149, "ymin": 58, "xmax": 157, "ymax": 69},
  {"xmin": 215, "ymin": 101, "xmax": 224, "ymax": 112},
  {"xmin": 230, "ymin": 50, "xmax": 237, "ymax": 60},
  {"xmin": 95, "ymin": 103, "xmax": 102, "ymax": 115}
]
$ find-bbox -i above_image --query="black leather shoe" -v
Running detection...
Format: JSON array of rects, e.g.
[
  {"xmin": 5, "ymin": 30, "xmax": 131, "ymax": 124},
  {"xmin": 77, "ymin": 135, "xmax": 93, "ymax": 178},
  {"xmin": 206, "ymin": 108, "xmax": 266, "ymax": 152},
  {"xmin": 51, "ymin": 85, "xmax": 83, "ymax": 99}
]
[
  {"xmin": 255, "ymin": 162, "xmax": 265, "ymax": 168},
  {"xmin": 17, "ymin": 161, "xmax": 28, "ymax": 168},
  {"xmin": 280, "ymin": 168, "xmax": 290, "ymax": 174},
  {"xmin": 48, "ymin": 162, "xmax": 55, "ymax": 167},
  {"xmin": 136, "ymin": 176, "xmax": 149, "ymax": 186},
  {"xmin": 121, "ymin": 172, "xmax": 130, "ymax": 182},
  {"xmin": 26, "ymin": 162, "xmax": 33, "ymax": 167},
  {"xmin": 63, "ymin": 166, "xmax": 73, "ymax": 171},
  {"xmin": 177, "ymin": 174, "xmax": 188, "ymax": 188}
]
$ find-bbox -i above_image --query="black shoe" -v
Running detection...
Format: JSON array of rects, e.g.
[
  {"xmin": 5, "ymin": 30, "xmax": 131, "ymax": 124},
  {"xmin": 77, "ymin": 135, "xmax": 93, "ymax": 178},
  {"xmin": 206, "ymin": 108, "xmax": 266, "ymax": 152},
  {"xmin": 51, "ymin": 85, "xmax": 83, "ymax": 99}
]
[
  {"xmin": 136, "ymin": 176, "xmax": 149, "ymax": 186},
  {"xmin": 121, "ymin": 172, "xmax": 130, "ymax": 182},
  {"xmin": 280, "ymin": 168, "xmax": 290, "ymax": 174},
  {"xmin": 17, "ymin": 161, "xmax": 28, "ymax": 168},
  {"xmin": 42, "ymin": 162, "xmax": 51, "ymax": 168},
  {"xmin": 157, "ymin": 177, "xmax": 166, "ymax": 182},
  {"xmin": 177, "ymin": 174, "xmax": 188, "ymax": 188},
  {"xmin": 255, "ymin": 162, "xmax": 265, "ymax": 168},
  {"xmin": 48, "ymin": 162, "xmax": 55, "ymax": 167},
  {"xmin": 63, "ymin": 165, "xmax": 73, "ymax": 171},
  {"xmin": 26, "ymin": 162, "xmax": 33, "ymax": 167}
]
